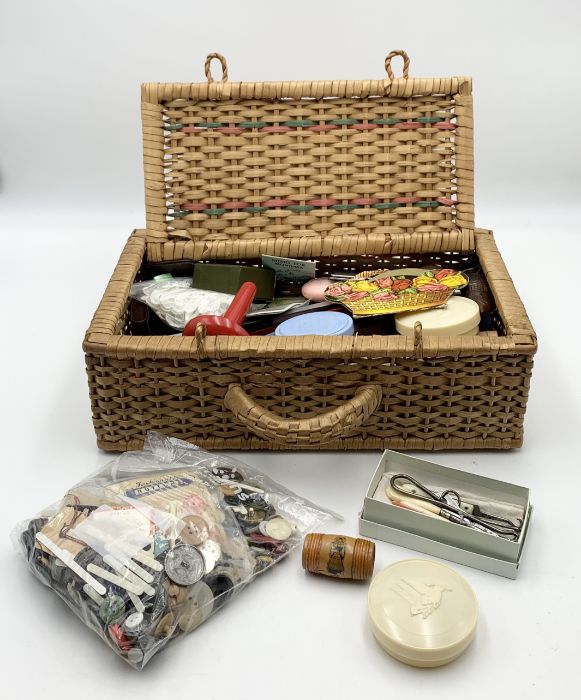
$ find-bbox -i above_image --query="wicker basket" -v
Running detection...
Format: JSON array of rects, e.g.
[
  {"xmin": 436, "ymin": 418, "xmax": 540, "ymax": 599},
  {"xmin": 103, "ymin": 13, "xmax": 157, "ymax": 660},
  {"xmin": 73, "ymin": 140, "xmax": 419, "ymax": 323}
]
[{"xmin": 84, "ymin": 51, "xmax": 536, "ymax": 451}]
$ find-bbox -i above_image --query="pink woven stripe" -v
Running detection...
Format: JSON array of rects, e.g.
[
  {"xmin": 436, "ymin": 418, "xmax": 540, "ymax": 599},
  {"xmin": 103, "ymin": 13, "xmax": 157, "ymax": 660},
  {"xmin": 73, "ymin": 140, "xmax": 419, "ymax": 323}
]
[
  {"xmin": 394, "ymin": 122, "xmax": 422, "ymax": 129},
  {"xmin": 307, "ymin": 198, "xmax": 341, "ymax": 206},
  {"xmin": 182, "ymin": 203, "xmax": 209, "ymax": 211},
  {"xmin": 436, "ymin": 197, "xmax": 455, "ymax": 206},
  {"xmin": 434, "ymin": 122, "xmax": 456, "ymax": 130},
  {"xmin": 181, "ymin": 127, "xmax": 204, "ymax": 133},
  {"xmin": 351, "ymin": 197, "xmax": 380, "ymax": 206},
  {"xmin": 305, "ymin": 124, "xmax": 340, "ymax": 132},
  {"xmin": 259, "ymin": 126, "xmax": 292, "ymax": 133},
  {"xmin": 393, "ymin": 196, "xmax": 421, "ymax": 204},
  {"xmin": 262, "ymin": 198, "xmax": 296, "ymax": 207},
  {"xmin": 215, "ymin": 127, "xmax": 245, "ymax": 135}
]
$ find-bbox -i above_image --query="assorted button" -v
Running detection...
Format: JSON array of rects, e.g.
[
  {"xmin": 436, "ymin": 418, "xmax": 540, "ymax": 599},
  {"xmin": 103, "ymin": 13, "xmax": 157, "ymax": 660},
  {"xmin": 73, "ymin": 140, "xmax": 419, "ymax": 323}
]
[
  {"xmin": 164, "ymin": 544, "xmax": 206, "ymax": 586},
  {"xmin": 19, "ymin": 457, "xmax": 306, "ymax": 669}
]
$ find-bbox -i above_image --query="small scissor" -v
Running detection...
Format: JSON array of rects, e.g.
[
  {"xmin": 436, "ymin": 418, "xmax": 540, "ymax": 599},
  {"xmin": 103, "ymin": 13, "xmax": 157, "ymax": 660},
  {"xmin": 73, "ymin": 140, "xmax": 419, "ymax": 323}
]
[{"xmin": 389, "ymin": 474, "xmax": 522, "ymax": 539}]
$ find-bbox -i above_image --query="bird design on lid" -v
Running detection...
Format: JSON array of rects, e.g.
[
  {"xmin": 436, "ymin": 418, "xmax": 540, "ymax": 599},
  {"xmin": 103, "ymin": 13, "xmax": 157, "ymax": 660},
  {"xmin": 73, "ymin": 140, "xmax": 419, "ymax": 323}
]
[{"xmin": 392, "ymin": 578, "xmax": 452, "ymax": 619}]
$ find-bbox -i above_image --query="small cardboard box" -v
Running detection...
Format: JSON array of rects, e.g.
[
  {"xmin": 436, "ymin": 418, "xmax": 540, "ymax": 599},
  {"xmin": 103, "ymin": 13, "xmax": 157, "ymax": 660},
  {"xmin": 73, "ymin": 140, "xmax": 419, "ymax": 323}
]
[
  {"xmin": 192, "ymin": 263, "xmax": 275, "ymax": 301},
  {"xmin": 359, "ymin": 451, "xmax": 532, "ymax": 579}
]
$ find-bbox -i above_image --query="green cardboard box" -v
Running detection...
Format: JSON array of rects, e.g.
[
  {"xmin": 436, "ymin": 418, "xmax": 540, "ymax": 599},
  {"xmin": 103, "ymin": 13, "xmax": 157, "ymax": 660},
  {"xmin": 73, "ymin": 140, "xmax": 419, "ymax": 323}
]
[{"xmin": 192, "ymin": 263, "xmax": 276, "ymax": 301}]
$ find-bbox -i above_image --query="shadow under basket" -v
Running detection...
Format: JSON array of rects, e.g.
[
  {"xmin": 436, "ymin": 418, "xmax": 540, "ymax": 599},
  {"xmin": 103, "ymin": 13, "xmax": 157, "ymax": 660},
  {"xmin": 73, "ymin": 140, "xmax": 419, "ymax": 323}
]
[{"xmin": 83, "ymin": 228, "xmax": 536, "ymax": 451}]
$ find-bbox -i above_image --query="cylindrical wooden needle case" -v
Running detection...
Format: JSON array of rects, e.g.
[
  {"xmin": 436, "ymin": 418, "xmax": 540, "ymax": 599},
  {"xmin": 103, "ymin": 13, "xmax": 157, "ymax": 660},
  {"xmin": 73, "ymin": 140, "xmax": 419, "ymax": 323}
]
[{"xmin": 302, "ymin": 533, "xmax": 375, "ymax": 580}]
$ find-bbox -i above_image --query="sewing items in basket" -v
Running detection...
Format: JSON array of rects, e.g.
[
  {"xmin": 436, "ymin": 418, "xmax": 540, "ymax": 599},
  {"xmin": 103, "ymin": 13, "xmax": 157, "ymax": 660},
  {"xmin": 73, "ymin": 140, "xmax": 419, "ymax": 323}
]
[
  {"xmin": 14, "ymin": 432, "xmax": 332, "ymax": 669},
  {"xmin": 129, "ymin": 257, "xmax": 499, "ymax": 338},
  {"xmin": 130, "ymin": 276, "xmax": 236, "ymax": 330}
]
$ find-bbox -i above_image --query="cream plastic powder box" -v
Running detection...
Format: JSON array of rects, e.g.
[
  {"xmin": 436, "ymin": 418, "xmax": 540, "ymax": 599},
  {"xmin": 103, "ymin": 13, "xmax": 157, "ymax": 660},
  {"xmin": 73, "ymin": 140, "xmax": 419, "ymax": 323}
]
[{"xmin": 359, "ymin": 451, "xmax": 532, "ymax": 579}]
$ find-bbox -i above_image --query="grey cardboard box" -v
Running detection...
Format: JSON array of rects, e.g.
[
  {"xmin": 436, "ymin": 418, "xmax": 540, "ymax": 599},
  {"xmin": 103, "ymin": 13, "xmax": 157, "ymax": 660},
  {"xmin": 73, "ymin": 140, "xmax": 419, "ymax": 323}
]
[{"xmin": 359, "ymin": 451, "xmax": 532, "ymax": 579}]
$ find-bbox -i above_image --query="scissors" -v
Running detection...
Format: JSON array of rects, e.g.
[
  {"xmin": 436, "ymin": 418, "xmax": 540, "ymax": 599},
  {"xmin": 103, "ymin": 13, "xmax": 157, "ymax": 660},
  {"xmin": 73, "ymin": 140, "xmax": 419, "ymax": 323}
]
[{"xmin": 389, "ymin": 474, "xmax": 522, "ymax": 539}]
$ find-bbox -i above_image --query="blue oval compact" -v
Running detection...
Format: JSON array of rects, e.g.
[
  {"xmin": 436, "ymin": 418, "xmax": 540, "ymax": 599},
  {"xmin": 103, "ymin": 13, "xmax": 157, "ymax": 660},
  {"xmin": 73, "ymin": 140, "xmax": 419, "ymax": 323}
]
[{"xmin": 274, "ymin": 311, "xmax": 354, "ymax": 337}]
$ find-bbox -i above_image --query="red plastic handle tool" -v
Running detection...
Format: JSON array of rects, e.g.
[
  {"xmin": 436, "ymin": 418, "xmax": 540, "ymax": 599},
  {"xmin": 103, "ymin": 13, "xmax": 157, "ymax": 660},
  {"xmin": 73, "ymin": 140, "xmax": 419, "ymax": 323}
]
[{"xmin": 183, "ymin": 282, "xmax": 257, "ymax": 337}]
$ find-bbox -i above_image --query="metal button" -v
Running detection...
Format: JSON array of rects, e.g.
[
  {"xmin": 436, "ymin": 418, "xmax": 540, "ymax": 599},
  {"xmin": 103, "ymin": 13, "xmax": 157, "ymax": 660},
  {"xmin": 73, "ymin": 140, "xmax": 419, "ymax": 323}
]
[{"xmin": 164, "ymin": 544, "xmax": 205, "ymax": 586}]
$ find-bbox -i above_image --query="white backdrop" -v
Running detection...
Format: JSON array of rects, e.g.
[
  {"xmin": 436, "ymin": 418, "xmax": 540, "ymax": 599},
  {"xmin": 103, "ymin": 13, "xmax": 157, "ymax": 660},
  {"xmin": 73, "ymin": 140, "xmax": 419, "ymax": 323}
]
[
  {"xmin": 1, "ymin": 0, "xmax": 580, "ymax": 212},
  {"xmin": 1, "ymin": 2, "xmax": 580, "ymax": 698}
]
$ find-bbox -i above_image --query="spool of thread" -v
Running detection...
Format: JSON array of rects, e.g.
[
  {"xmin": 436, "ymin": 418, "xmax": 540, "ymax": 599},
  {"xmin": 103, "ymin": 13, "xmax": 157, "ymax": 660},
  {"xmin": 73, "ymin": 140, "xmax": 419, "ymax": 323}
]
[{"xmin": 302, "ymin": 533, "xmax": 375, "ymax": 580}]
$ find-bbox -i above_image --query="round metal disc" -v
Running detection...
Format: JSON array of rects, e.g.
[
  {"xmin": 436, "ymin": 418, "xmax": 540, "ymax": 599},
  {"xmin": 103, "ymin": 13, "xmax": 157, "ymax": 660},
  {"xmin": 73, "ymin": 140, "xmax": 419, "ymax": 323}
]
[{"xmin": 164, "ymin": 544, "xmax": 205, "ymax": 586}]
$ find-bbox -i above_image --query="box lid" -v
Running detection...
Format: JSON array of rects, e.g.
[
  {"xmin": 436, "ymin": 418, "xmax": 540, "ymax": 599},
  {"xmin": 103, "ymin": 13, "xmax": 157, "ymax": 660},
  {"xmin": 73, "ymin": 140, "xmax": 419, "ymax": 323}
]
[{"xmin": 141, "ymin": 51, "xmax": 474, "ymax": 254}]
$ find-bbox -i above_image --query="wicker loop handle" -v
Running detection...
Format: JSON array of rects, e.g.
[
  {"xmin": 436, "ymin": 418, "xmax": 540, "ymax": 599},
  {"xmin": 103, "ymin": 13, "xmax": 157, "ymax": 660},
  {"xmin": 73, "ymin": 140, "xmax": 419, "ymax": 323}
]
[
  {"xmin": 413, "ymin": 321, "xmax": 424, "ymax": 359},
  {"xmin": 205, "ymin": 53, "xmax": 228, "ymax": 83},
  {"xmin": 224, "ymin": 383, "xmax": 382, "ymax": 445},
  {"xmin": 384, "ymin": 50, "xmax": 410, "ymax": 80},
  {"xmin": 194, "ymin": 322, "xmax": 207, "ymax": 352}
]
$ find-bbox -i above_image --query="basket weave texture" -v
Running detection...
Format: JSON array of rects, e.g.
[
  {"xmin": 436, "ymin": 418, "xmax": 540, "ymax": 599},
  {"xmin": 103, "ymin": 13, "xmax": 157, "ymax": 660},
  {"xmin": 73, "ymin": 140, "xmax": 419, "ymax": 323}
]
[
  {"xmin": 84, "ymin": 52, "xmax": 536, "ymax": 451},
  {"xmin": 142, "ymin": 51, "xmax": 474, "ymax": 245}
]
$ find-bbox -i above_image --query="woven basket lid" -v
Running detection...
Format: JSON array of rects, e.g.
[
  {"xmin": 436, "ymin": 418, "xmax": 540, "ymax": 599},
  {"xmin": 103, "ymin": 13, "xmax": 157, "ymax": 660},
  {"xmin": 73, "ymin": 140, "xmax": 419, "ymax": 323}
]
[{"xmin": 141, "ymin": 51, "xmax": 474, "ymax": 254}]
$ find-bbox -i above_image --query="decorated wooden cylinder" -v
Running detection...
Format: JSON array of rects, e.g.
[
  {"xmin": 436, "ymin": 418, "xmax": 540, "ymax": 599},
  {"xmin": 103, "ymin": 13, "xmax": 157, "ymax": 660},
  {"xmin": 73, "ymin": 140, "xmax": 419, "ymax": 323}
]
[{"xmin": 302, "ymin": 533, "xmax": 375, "ymax": 580}]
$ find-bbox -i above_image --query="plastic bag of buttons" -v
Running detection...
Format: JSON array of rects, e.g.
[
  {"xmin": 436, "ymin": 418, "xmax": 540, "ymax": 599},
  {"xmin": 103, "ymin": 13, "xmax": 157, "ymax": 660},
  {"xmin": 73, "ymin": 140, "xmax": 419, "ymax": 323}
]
[
  {"xmin": 12, "ymin": 432, "xmax": 334, "ymax": 669},
  {"xmin": 129, "ymin": 276, "xmax": 235, "ymax": 330}
]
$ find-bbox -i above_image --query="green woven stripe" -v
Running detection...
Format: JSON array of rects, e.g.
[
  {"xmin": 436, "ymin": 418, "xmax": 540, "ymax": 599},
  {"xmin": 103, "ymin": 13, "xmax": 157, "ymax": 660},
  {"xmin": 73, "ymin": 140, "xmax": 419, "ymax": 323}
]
[
  {"xmin": 414, "ymin": 200, "xmax": 440, "ymax": 208},
  {"xmin": 371, "ymin": 118, "xmax": 402, "ymax": 125},
  {"xmin": 372, "ymin": 202, "xmax": 402, "ymax": 209},
  {"xmin": 329, "ymin": 204, "xmax": 360, "ymax": 211},
  {"xmin": 241, "ymin": 206, "xmax": 268, "ymax": 213},
  {"xmin": 237, "ymin": 121, "xmax": 268, "ymax": 128},
  {"xmin": 164, "ymin": 123, "xmax": 184, "ymax": 131},
  {"xmin": 171, "ymin": 210, "xmax": 190, "ymax": 217},
  {"xmin": 329, "ymin": 118, "xmax": 359, "ymax": 126},
  {"xmin": 282, "ymin": 120, "xmax": 317, "ymax": 127},
  {"xmin": 286, "ymin": 205, "xmax": 316, "ymax": 212},
  {"xmin": 417, "ymin": 117, "xmax": 442, "ymax": 123},
  {"xmin": 197, "ymin": 122, "xmax": 225, "ymax": 128},
  {"xmin": 204, "ymin": 208, "xmax": 228, "ymax": 215}
]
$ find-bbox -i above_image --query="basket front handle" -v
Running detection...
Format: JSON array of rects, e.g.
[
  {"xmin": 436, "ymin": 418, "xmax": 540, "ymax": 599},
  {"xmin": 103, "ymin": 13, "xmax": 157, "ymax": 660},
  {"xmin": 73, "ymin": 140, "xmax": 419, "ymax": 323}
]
[{"xmin": 224, "ymin": 383, "xmax": 382, "ymax": 446}]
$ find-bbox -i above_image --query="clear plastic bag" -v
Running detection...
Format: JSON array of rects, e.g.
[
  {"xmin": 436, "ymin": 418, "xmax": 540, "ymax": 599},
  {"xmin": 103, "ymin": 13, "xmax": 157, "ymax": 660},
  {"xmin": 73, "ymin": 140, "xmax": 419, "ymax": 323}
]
[
  {"xmin": 130, "ymin": 277, "xmax": 235, "ymax": 330},
  {"xmin": 13, "ymin": 433, "xmax": 334, "ymax": 669}
]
